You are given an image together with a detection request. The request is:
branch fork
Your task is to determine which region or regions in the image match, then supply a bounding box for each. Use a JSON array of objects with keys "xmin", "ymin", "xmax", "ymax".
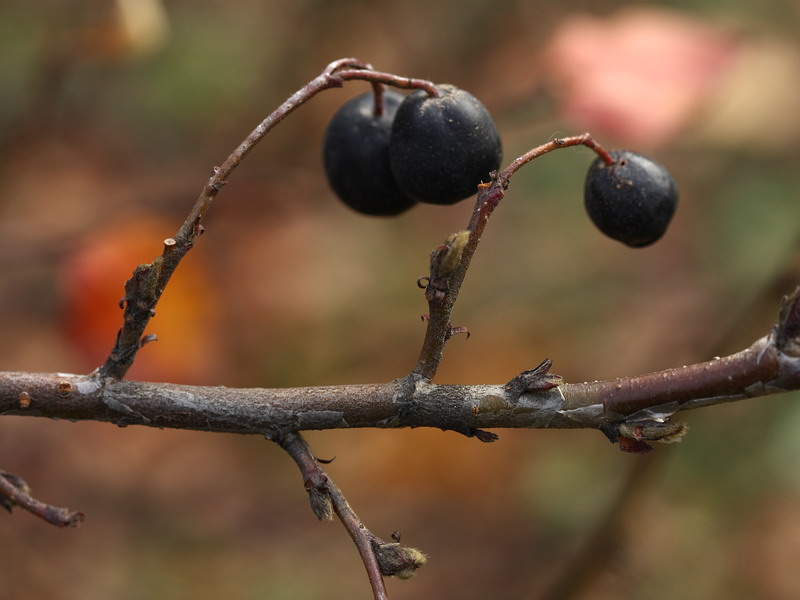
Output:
[{"xmin": 4, "ymin": 57, "xmax": 800, "ymax": 599}]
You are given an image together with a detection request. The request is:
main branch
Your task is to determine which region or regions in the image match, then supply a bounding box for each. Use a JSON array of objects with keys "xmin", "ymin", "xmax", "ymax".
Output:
[
  {"xmin": 6, "ymin": 57, "xmax": 800, "ymax": 597},
  {"xmin": 4, "ymin": 289, "xmax": 799, "ymax": 444}
]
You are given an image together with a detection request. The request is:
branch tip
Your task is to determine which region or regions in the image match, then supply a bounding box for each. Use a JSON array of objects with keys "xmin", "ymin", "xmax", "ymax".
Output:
[
  {"xmin": 372, "ymin": 541, "xmax": 427, "ymax": 579},
  {"xmin": 0, "ymin": 470, "xmax": 84, "ymax": 527}
]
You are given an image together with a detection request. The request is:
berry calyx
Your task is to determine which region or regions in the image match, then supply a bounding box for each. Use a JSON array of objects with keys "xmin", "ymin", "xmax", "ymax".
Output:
[
  {"xmin": 323, "ymin": 90, "xmax": 416, "ymax": 216},
  {"xmin": 583, "ymin": 150, "xmax": 679, "ymax": 247},
  {"xmin": 389, "ymin": 84, "xmax": 502, "ymax": 205}
]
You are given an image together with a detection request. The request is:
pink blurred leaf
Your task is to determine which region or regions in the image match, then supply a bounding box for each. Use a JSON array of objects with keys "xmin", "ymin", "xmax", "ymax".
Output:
[{"xmin": 542, "ymin": 8, "xmax": 741, "ymax": 148}]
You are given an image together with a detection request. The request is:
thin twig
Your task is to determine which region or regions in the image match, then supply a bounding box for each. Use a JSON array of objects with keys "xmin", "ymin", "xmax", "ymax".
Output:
[
  {"xmin": 497, "ymin": 133, "xmax": 614, "ymax": 187},
  {"xmin": 277, "ymin": 432, "xmax": 391, "ymax": 600},
  {"xmin": 413, "ymin": 134, "xmax": 613, "ymax": 382},
  {"xmin": 0, "ymin": 470, "xmax": 84, "ymax": 527},
  {"xmin": 98, "ymin": 58, "xmax": 438, "ymax": 381}
]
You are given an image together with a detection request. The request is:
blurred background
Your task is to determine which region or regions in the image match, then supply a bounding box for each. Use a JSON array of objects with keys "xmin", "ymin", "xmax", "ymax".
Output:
[{"xmin": 1, "ymin": 0, "xmax": 800, "ymax": 598}]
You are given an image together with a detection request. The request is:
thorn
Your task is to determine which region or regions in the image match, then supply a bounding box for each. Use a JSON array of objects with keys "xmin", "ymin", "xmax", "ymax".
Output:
[
  {"xmin": 140, "ymin": 333, "xmax": 158, "ymax": 347},
  {"xmin": 505, "ymin": 359, "xmax": 563, "ymax": 401},
  {"xmin": 446, "ymin": 325, "xmax": 470, "ymax": 340},
  {"xmin": 425, "ymin": 285, "xmax": 447, "ymax": 303},
  {"xmin": 469, "ymin": 428, "xmax": 499, "ymax": 443}
]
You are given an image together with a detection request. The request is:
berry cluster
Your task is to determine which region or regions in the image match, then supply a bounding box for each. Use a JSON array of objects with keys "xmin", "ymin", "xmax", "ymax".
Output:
[
  {"xmin": 322, "ymin": 79, "xmax": 679, "ymax": 249},
  {"xmin": 323, "ymin": 84, "xmax": 503, "ymax": 215}
]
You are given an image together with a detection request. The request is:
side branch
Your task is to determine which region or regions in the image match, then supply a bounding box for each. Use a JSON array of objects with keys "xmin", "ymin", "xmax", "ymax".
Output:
[
  {"xmin": 98, "ymin": 58, "xmax": 439, "ymax": 381},
  {"xmin": 414, "ymin": 134, "xmax": 613, "ymax": 382},
  {"xmin": 97, "ymin": 63, "xmax": 344, "ymax": 380},
  {"xmin": 0, "ymin": 470, "xmax": 84, "ymax": 527},
  {"xmin": 277, "ymin": 432, "xmax": 425, "ymax": 597}
]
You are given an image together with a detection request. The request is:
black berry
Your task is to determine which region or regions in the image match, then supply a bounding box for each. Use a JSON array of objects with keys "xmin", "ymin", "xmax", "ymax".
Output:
[
  {"xmin": 389, "ymin": 84, "xmax": 502, "ymax": 205},
  {"xmin": 584, "ymin": 150, "xmax": 679, "ymax": 247},
  {"xmin": 323, "ymin": 90, "xmax": 416, "ymax": 216}
]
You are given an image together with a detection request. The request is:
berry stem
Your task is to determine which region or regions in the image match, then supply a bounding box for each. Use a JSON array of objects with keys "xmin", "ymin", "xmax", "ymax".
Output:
[
  {"xmin": 413, "ymin": 182, "xmax": 505, "ymax": 381},
  {"xmin": 332, "ymin": 68, "xmax": 440, "ymax": 97},
  {"xmin": 322, "ymin": 57, "xmax": 374, "ymax": 74},
  {"xmin": 497, "ymin": 133, "xmax": 614, "ymax": 188},
  {"xmin": 323, "ymin": 59, "xmax": 440, "ymax": 114},
  {"xmin": 415, "ymin": 133, "xmax": 614, "ymax": 382},
  {"xmin": 370, "ymin": 83, "xmax": 387, "ymax": 118},
  {"xmin": 99, "ymin": 57, "xmax": 433, "ymax": 380}
]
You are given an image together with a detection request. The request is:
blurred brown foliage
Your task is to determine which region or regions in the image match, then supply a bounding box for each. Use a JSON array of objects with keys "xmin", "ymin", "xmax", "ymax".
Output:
[{"xmin": 2, "ymin": 1, "xmax": 800, "ymax": 599}]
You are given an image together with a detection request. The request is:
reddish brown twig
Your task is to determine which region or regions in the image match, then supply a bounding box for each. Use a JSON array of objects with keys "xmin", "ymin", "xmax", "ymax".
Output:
[
  {"xmin": 98, "ymin": 58, "xmax": 438, "ymax": 381},
  {"xmin": 414, "ymin": 134, "xmax": 613, "ymax": 382},
  {"xmin": 0, "ymin": 470, "xmax": 84, "ymax": 527},
  {"xmin": 277, "ymin": 432, "xmax": 425, "ymax": 599}
]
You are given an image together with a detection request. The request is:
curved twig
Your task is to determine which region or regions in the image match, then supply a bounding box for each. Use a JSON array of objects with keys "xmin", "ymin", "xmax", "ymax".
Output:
[
  {"xmin": 277, "ymin": 432, "xmax": 427, "ymax": 599},
  {"xmin": 414, "ymin": 134, "xmax": 614, "ymax": 382},
  {"xmin": 0, "ymin": 470, "xmax": 84, "ymax": 527},
  {"xmin": 99, "ymin": 59, "xmax": 438, "ymax": 381}
]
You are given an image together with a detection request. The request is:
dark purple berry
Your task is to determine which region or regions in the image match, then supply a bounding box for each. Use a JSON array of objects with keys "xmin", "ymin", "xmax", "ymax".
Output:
[
  {"xmin": 323, "ymin": 90, "xmax": 416, "ymax": 216},
  {"xmin": 584, "ymin": 150, "xmax": 679, "ymax": 247},
  {"xmin": 389, "ymin": 84, "xmax": 502, "ymax": 205}
]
